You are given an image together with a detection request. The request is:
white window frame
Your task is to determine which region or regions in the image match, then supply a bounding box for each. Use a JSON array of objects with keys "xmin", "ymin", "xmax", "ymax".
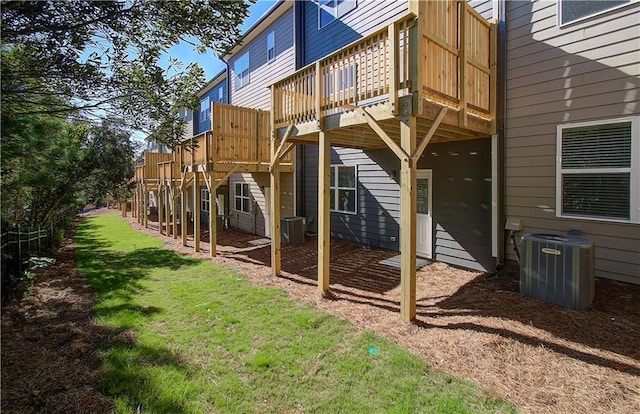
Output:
[
  {"xmin": 267, "ymin": 31, "xmax": 275, "ymax": 62},
  {"xmin": 234, "ymin": 52, "xmax": 250, "ymax": 89},
  {"xmin": 556, "ymin": 116, "xmax": 639, "ymax": 223},
  {"xmin": 199, "ymin": 97, "xmax": 210, "ymax": 124},
  {"xmin": 201, "ymin": 189, "xmax": 210, "ymax": 212},
  {"xmin": 557, "ymin": 0, "xmax": 635, "ymax": 27},
  {"xmin": 318, "ymin": 0, "xmax": 357, "ymax": 29},
  {"xmin": 330, "ymin": 165, "xmax": 357, "ymax": 215},
  {"xmin": 234, "ymin": 182, "xmax": 251, "ymax": 214}
]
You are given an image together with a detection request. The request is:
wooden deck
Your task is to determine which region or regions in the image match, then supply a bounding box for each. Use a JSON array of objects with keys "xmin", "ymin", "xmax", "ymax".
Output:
[
  {"xmin": 268, "ymin": 0, "xmax": 497, "ymax": 322},
  {"xmin": 271, "ymin": 1, "xmax": 496, "ymax": 147},
  {"xmin": 133, "ymin": 102, "xmax": 295, "ymax": 256}
]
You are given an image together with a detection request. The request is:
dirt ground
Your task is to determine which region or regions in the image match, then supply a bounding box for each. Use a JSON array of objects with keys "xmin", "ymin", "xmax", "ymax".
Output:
[{"xmin": 2, "ymin": 208, "xmax": 639, "ymax": 413}]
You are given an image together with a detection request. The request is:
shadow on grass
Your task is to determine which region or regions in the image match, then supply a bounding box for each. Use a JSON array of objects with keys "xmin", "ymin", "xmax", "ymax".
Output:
[{"xmin": 74, "ymin": 218, "xmax": 202, "ymax": 413}]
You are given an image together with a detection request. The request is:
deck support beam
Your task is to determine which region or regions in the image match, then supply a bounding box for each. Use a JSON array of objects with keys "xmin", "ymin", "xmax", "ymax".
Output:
[
  {"xmin": 181, "ymin": 185, "xmax": 188, "ymax": 247},
  {"xmin": 318, "ymin": 130, "xmax": 331, "ymax": 293},
  {"xmin": 208, "ymin": 174, "xmax": 215, "ymax": 258},
  {"xmin": 193, "ymin": 172, "xmax": 201, "ymax": 253},
  {"xmin": 164, "ymin": 184, "xmax": 171, "ymax": 237},
  {"xmin": 158, "ymin": 185, "xmax": 164, "ymax": 235},
  {"xmin": 270, "ymin": 85, "xmax": 282, "ymax": 277},
  {"xmin": 400, "ymin": 104, "xmax": 417, "ymax": 322},
  {"xmin": 143, "ymin": 185, "xmax": 148, "ymax": 228},
  {"xmin": 172, "ymin": 185, "xmax": 178, "ymax": 240}
]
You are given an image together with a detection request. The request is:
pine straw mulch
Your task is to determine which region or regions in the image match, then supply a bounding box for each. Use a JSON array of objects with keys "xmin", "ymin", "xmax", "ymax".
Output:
[
  {"xmin": 2, "ymin": 208, "xmax": 639, "ymax": 413},
  {"xmin": 1, "ymin": 216, "xmax": 114, "ymax": 413}
]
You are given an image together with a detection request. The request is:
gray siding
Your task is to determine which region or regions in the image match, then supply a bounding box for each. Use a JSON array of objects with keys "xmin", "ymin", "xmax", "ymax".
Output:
[
  {"xmin": 228, "ymin": 7, "xmax": 295, "ymax": 110},
  {"xmin": 505, "ymin": 1, "xmax": 640, "ymax": 283},
  {"xmin": 302, "ymin": 139, "xmax": 493, "ymax": 271},
  {"xmin": 229, "ymin": 172, "xmax": 295, "ymax": 237},
  {"xmin": 302, "ymin": 0, "xmax": 408, "ymax": 65},
  {"xmin": 468, "ymin": 0, "xmax": 494, "ymax": 20},
  {"xmin": 420, "ymin": 139, "xmax": 493, "ymax": 271}
]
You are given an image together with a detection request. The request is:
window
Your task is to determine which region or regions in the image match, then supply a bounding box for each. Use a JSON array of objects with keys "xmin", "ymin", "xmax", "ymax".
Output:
[
  {"xmin": 235, "ymin": 183, "xmax": 250, "ymax": 213},
  {"xmin": 267, "ymin": 31, "xmax": 275, "ymax": 62},
  {"xmin": 201, "ymin": 189, "xmax": 210, "ymax": 212},
  {"xmin": 319, "ymin": 0, "xmax": 357, "ymax": 29},
  {"xmin": 234, "ymin": 52, "xmax": 249, "ymax": 89},
  {"xmin": 556, "ymin": 117, "xmax": 639, "ymax": 222},
  {"xmin": 559, "ymin": 0, "xmax": 632, "ymax": 25},
  {"xmin": 200, "ymin": 97, "xmax": 210, "ymax": 123},
  {"xmin": 330, "ymin": 165, "xmax": 357, "ymax": 214},
  {"xmin": 218, "ymin": 86, "xmax": 224, "ymax": 103}
]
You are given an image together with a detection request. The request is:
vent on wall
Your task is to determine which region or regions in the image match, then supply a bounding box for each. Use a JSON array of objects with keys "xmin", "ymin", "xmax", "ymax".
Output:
[{"xmin": 520, "ymin": 233, "xmax": 595, "ymax": 310}]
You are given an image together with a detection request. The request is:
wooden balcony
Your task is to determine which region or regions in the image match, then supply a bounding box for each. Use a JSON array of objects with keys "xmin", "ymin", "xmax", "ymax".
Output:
[
  {"xmin": 271, "ymin": 0, "xmax": 496, "ymax": 147},
  {"xmin": 268, "ymin": 0, "xmax": 497, "ymax": 323},
  {"xmin": 175, "ymin": 102, "xmax": 294, "ymax": 174},
  {"xmin": 134, "ymin": 151, "xmax": 174, "ymax": 188}
]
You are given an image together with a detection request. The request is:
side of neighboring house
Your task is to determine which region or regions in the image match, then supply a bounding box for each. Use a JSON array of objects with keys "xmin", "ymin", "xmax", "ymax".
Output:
[
  {"xmin": 296, "ymin": 0, "xmax": 498, "ymax": 271},
  {"xmin": 195, "ymin": 71, "xmax": 228, "ymax": 135},
  {"xmin": 223, "ymin": 0, "xmax": 296, "ymax": 237},
  {"xmin": 504, "ymin": 0, "xmax": 640, "ymax": 283}
]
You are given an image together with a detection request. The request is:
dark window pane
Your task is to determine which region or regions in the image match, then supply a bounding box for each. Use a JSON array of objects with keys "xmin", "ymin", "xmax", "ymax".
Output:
[
  {"xmin": 330, "ymin": 189, "xmax": 335, "ymax": 210},
  {"xmin": 338, "ymin": 189, "xmax": 356, "ymax": 213},
  {"xmin": 338, "ymin": 166, "xmax": 355, "ymax": 187},
  {"xmin": 417, "ymin": 178, "xmax": 429, "ymax": 214},
  {"xmin": 235, "ymin": 198, "xmax": 242, "ymax": 211},
  {"xmin": 562, "ymin": 122, "xmax": 631, "ymax": 169},
  {"xmin": 242, "ymin": 198, "xmax": 250, "ymax": 213},
  {"xmin": 562, "ymin": 173, "xmax": 630, "ymax": 219},
  {"xmin": 561, "ymin": 0, "xmax": 630, "ymax": 23},
  {"xmin": 330, "ymin": 167, "xmax": 335, "ymax": 187}
]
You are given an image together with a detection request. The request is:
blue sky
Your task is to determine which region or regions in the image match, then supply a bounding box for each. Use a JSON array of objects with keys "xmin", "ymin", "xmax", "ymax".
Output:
[{"xmin": 161, "ymin": 0, "xmax": 277, "ymax": 81}]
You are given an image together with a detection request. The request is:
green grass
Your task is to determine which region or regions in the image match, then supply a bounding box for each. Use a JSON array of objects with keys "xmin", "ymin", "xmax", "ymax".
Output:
[{"xmin": 75, "ymin": 213, "xmax": 516, "ymax": 413}]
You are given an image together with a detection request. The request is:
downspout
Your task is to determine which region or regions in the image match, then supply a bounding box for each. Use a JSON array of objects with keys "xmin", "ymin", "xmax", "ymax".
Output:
[{"xmin": 496, "ymin": 0, "xmax": 508, "ymax": 269}]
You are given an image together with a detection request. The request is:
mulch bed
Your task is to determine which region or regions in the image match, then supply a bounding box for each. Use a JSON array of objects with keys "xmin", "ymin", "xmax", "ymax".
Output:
[
  {"xmin": 1, "ymin": 217, "xmax": 113, "ymax": 413},
  {"xmin": 2, "ymin": 208, "xmax": 639, "ymax": 413}
]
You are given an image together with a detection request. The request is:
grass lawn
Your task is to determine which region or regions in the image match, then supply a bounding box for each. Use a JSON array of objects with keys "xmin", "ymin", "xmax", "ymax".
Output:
[{"xmin": 75, "ymin": 213, "xmax": 516, "ymax": 413}]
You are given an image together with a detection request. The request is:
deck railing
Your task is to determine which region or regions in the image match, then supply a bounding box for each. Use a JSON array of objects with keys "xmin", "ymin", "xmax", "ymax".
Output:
[
  {"xmin": 176, "ymin": 103, "xmax": 293, "ymax": 169},
  {"xmin": 271, "ymin": 1, "xmax": 494, "ymax": 128},
  {"xmin": 135, "ymin": 151, "xmax": 173, "ymax": 181},
  {"xmin": 272, "ymin": 15, "xmax": 412, "ymax": 127}
]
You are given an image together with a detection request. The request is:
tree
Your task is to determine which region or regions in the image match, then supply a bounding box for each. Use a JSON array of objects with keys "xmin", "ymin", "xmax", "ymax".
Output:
[
  {"xmin": 1, "ymin": 0, "xmax": 252, "ymax": 147},
  {"xmin": 1, "ymin": 112, "xmax": 138, "ymax": 226}
]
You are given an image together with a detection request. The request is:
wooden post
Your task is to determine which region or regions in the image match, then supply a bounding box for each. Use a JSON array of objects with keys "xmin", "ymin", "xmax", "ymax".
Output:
[
  {"xmin": 318, "ymin": 130, "xmax": 331, "ymax": 292},
  {"xmin": 458, "ymin": 0, "xmax": 468, "ymax": 127},
  {"xmin": 208, "ymin": 173, "xmax": 216, "ymax": 258},
  {"xmin": 143, "ymin": 186, "xmax": 148, "ymax": 228},
  {"xmin": 194, "ymin": 171, "xmax": 201, "ymax": 252},
  {"xmin": 181, "ymin": 186, "xmax": 188, "ymax": 247},
  {"xmin": 388, "ymin": 21, "xmax": 399, "ymax": 115},
  {"xmin": 172, "ymin": 186, "xmax": 178, "ymax": 240},
  {"xmin": 158, "ymin": 186, "xmax": 164, "ymax": 235},
  {"xmin": 165, "ymin": 184, "xmax": 171, "ymax": 237},
  {"xmin": 400, "ymin": 100, "xmax": 417, "ymax": 322},
  {"xmin": 137, "ymin": 184, "xmax": 142, "ymax": 223},
  {"xmin": 270, "ymin": 86, "xmax": 282, "ymax": 276}
]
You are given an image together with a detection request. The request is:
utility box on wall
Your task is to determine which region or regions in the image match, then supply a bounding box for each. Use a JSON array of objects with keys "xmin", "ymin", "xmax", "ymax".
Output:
[{"xmin": 520, "ymin": 233, "xmax": 595, "ymax": 310}]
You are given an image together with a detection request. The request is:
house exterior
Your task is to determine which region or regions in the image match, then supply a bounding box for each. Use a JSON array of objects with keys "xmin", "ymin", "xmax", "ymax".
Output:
[
  {"xmin": 292, "ymin": 0, "xmax": 499, "ymax": 272},
  {"xmin": 504, "ymin": 0, "xmax": 640, "ymax": 284},
  {"xmin": 222, "ymin": 0, "xmax": 297, "ymax": 237}
]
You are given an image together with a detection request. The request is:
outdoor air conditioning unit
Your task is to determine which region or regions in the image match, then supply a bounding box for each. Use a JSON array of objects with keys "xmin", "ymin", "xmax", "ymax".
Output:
[
  {"xmin": 281, "ymin": 217, "xmax": 305, "ymax": 246},
  {"xmin": 520, "ymin": 233, "xmax": 595, "ymax": 310}
]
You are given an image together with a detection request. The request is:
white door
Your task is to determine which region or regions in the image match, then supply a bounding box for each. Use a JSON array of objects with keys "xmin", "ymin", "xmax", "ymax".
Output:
[
  {"xmin": 416, "ymin": 170, "xmax": 432, "ymax": 258},
  {"xmin": 264, "ymin": 187, "xmax": 271, "ymax": 237}
]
